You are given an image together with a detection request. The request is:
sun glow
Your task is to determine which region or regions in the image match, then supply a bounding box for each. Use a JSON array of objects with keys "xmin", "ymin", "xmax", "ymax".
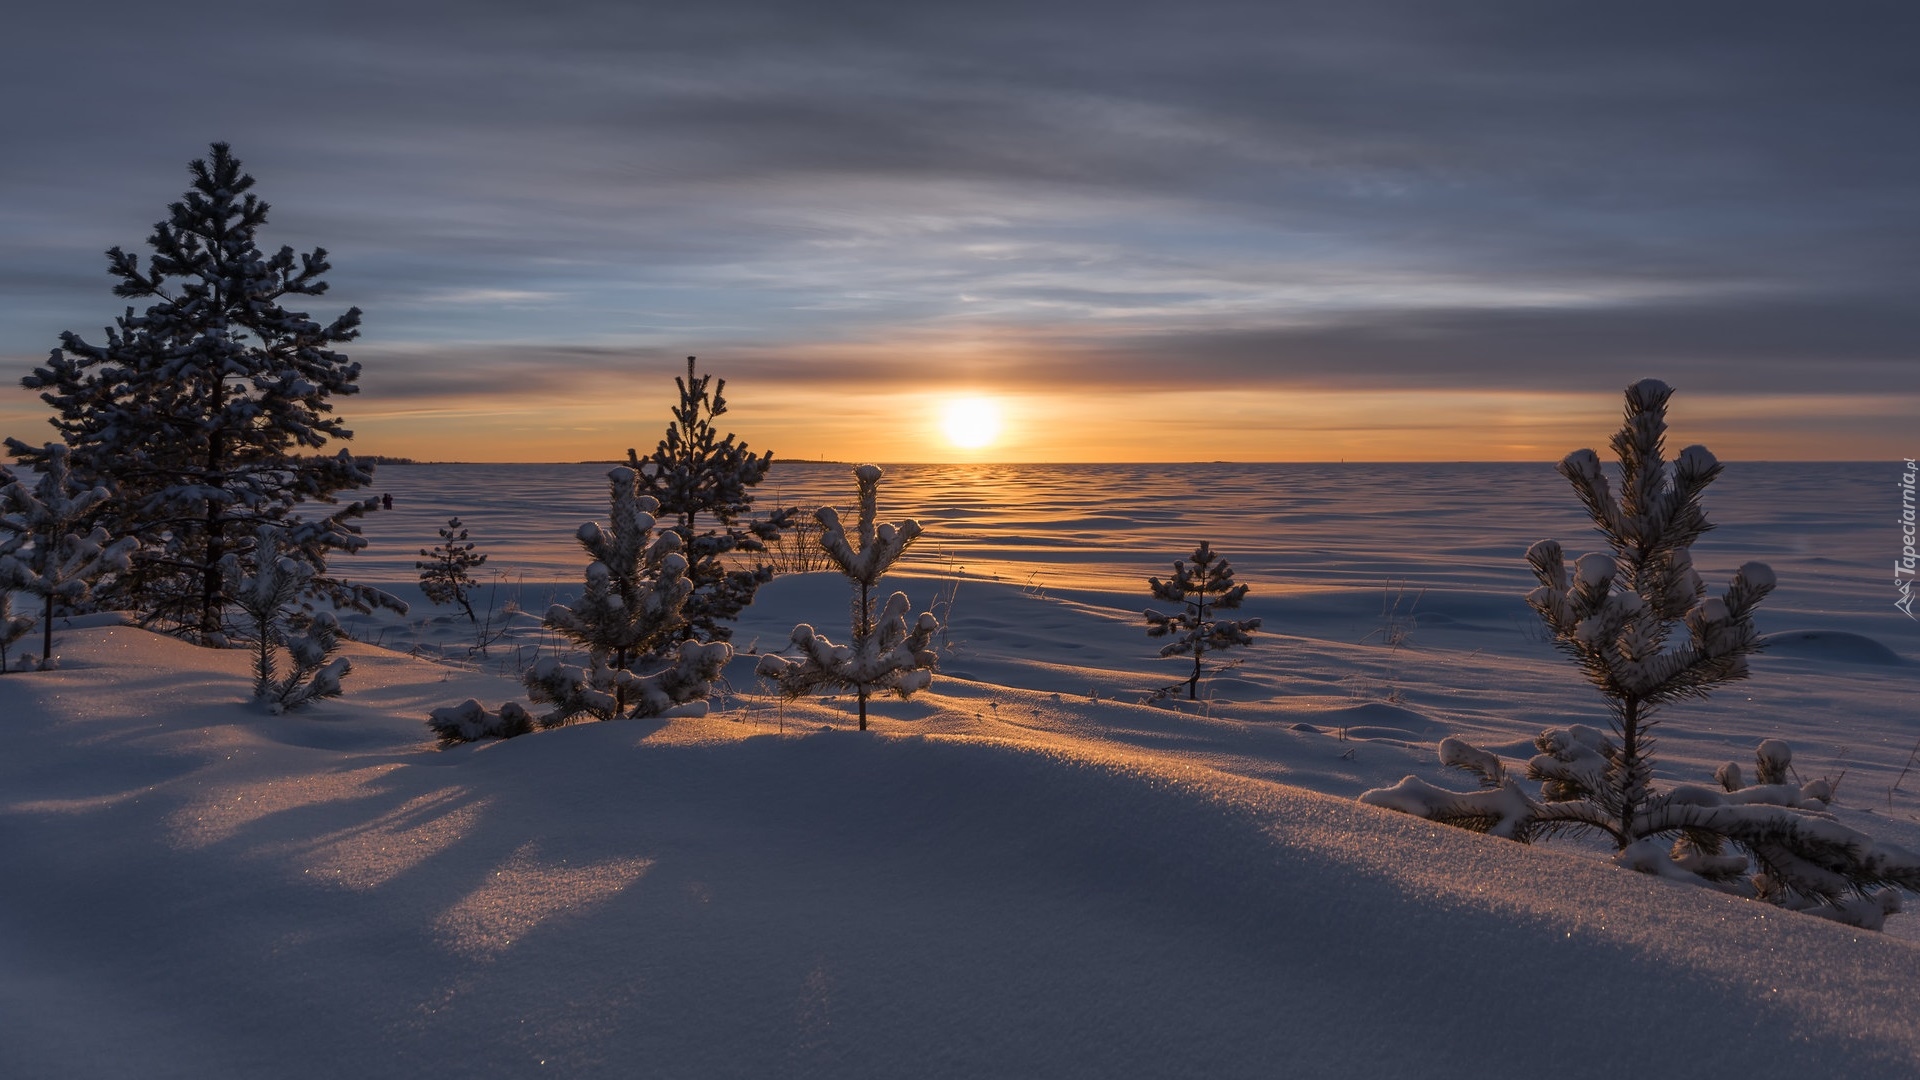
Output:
[{"xmin": 941, "ymin": 397, "xmax": 1003, "ymax": 450}]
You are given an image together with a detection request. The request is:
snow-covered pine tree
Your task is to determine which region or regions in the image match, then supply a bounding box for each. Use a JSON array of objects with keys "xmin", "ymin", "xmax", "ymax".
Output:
[
  {"xmin": 627, "ymin": 356, "xmax": 793, "ymax": 652},
  {"xmin": 0, "ymin": 444, "xmax": 138, "ymax": 669},
  {"xmin": 1360, "ymin": 379, "xmax": 1920, "ymax": 929},
  {"xmin": 417, "ymin": 517, "xmax": 488, "ymax": 621},
  {"xmin": 8, "ymin": 143, "xmax": 389, "ymax": 639},
  {"xmin": 532, "ymin": 466, "xmax": 729, "ymax": 722},
  {"xmin": 756, "ymin": 464, "xmax": 938, "ymax": 730},
  {"xmin": 225, "ymin": 525, "xmax": 351, "ymax": 712},
  {"xmin": 1145, "ymin": 540, "xmax": 1261, "ymax": 700}
]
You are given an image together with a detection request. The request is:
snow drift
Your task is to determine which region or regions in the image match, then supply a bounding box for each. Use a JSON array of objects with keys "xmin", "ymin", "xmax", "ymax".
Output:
[{"xmin": 4, "ymin": 619, "xmax": 1919, "ymax": 1079}]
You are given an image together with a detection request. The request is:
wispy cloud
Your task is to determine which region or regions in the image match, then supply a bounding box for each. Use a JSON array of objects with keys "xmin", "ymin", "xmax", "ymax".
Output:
[{"xmin": 2, "ymin": 1, "xmax": 1915, "ymax": 458}]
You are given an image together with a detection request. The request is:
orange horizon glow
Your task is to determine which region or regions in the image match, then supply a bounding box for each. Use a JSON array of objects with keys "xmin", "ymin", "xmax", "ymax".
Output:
[
  {"xmin": 326, "ymin": 387, "xmax": 1911, "ymax": 464},
  {"xmin": 0, "ymin": 369, "xmax": 1909, "ymax": 466}
]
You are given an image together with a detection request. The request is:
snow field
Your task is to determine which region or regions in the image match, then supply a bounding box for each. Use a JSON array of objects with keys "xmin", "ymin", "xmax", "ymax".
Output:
[{"xmin": 4, "ymin": 459, "xmax": 1918, "ymax": 1077}]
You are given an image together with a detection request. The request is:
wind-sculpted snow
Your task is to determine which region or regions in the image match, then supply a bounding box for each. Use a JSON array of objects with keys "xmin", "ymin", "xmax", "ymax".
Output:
[
  {"xmin": 3, "ymin": 622, "xmax": 1920, "ymax": 1077},
  {"xmin": 3, "ymin": 456, "xmax": 1916, "ymax": 1076},
  {"xmin": 349, "ymin": 461, "xmax": 1908, "ymax": 624}
]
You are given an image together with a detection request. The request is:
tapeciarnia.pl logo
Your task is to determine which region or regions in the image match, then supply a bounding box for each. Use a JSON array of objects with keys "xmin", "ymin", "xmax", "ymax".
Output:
[{"xmin": 1899, "ymin": 458, "xmax": 1918, "ymax": 619}]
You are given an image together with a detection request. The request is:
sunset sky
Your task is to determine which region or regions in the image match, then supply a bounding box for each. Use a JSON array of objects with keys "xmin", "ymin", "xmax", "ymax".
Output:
[{"xmin": 2, "ymin": 1, "xmax": 1914, "ymax": 462}]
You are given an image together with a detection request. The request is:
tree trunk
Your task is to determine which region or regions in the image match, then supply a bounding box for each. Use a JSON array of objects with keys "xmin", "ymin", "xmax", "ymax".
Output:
[
  {"xmin": 1616, "ymin": 696, "xmax": 1643, "ymax": 845},
  {"xmin": 200, "ymin": 391, "xmax": 226, "ymax": 638},
  {"xmin": 857, "ymin": 580, "xmax": 872, "ymax": 730},
  {"xmin": 1187, "ymin": 595, "xmax": 1208, "ymax": 700},
  {"xmin": 202, "ymin": 503, "xmax": 224, "ymax": 637},
  {"xmin": 615, "ymin": 647, "xmax": 629, "ymax": 716},
  {"xmin": 41, "ymin": 591, "xmax": 53, "ymax": 667},
  {"xmin": 255, "ymin": 614, "xmax": 274, "ymax": 699}
]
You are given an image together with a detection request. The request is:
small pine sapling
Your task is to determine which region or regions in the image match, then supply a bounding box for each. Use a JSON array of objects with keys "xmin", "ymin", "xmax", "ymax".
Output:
[
  {"xmin": 628, "ymin": 356, "xmax": 794, "ymax": 652},
  {"xmin": 529, "ymin": 466, "xmax": 730, "ymax": 725},
  {"xmin": 756, "ymin": 464, "xmax": 939, "ymax": 730},
  {"xmin": 1145, "ymin": 541, "xmax": 1261, "ymax": 700},
  {"xmin": 432, "ymin": 466, "xmax": 737, "ymax": 745},
  {"xmin": 1361, "ymin": 380, "xmax": 1920, "ymax": 929},
  {"xmin": 417, "ymin": 517, "xmax": 488, "ymax": 621},
  {"xmin": 225, "ymin": 526, "xmax": 351, "ymax": 712},
  {"xmin": 0, "ymin": 444, "xmax": 138, "ymax": 669}
]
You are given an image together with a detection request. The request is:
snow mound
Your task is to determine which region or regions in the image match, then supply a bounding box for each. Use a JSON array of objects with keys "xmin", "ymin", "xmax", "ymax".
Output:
[
  {"xmin": 1299, "ymin": 700, "xmax": 1447, "ymax": 737},
  {"xmin": 1758, "ymin": 629, "xmax": 1906, "ymax": 666}
]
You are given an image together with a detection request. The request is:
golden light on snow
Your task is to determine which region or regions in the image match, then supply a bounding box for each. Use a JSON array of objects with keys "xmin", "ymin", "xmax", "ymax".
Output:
[
  {"xmin": 940, "ymin": 396, "xmax": 1002, "ymax": 450},
  {"xmin": 434, "ymin": 842, "xmax": 654, "ymax": 959}
]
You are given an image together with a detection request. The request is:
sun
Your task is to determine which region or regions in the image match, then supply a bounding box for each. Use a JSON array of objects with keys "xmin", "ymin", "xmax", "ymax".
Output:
[{"xmin": 941, "ymin": 397, "xmax": 1003, "ymax": 450}]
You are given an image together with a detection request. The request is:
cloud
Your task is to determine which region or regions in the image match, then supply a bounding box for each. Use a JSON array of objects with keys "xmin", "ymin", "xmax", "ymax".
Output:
[{"xmin": 3, "ymin": 1, "xmax": 1917, "ymax": 458}]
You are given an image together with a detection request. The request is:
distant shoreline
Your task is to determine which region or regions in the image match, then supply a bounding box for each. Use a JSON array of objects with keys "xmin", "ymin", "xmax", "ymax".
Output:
[{"xmin": 362, "ymin": 458, "xmax": 1878, "ymax": 467}]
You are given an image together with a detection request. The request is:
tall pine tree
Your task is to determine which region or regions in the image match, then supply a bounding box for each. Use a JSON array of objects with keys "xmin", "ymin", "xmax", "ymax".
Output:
[
  {"xmin": 627, "ymin": 356, "xmax": 792, "ymax": 652},
  {"xmin": 8, "ymin": 143, "xmax": 386, "ymax": 638}
]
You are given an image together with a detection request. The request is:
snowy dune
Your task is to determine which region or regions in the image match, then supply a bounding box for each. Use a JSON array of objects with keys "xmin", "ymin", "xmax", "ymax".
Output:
[{"xmin": 5, "ymin": 461, "xmax": 1919, "ymax": 1077}]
